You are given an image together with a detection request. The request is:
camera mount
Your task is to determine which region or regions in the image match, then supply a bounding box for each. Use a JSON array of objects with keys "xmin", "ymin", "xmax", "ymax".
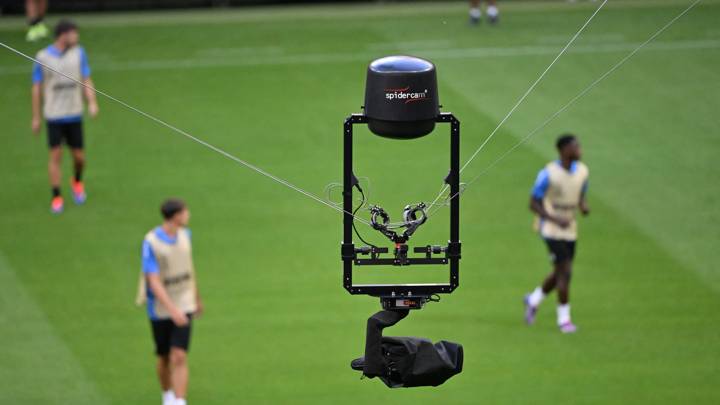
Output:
[{"xmin": 341, "ymin": 112, "xmax": 461, "ymax": 310}]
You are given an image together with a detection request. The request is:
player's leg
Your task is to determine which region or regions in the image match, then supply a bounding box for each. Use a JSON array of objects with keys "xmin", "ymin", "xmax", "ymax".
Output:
[
  {"xmin": 169, "ymin": 316, "xmax": 192, "ymax": 405},
  {"xmin": 170, "ymin": 348, "xmax": 189, "ymax": 404},
  {"xmin": 48, "ymin": 147, "xmax": 63, "ymax": 213},
  {"xmin": 469, "ymin": 0, "xmax": 482, "ymax": 25},
  {"xmin": 524, "ymin": 239, "xmax": 562, "ymax": 324},
  {"xmin": 541, "ymin": 269, "xmax": 557, "ymax": 294},
  {"xmin": 555, "ymin": 241, "xmax": 576, "ymax": 333},
  {"xmin": 157, "ymin": 355, "xmax": 173, "ymax": 402},
  {"xmin": 487, "ymin": 0, "xmax": 500, "ymax": 24},
  {"xmin": 25, "ymin": 0, "xmax": 49, "ymax": 42},
  {"xmin": 524, "ymin": 268, "xmax": 554, "ymax": 325},
  {"xmin": 71, "ymin": 149, "xmax": 85, "ymax": 177},
  {"xmin": 48, "ymin": 148, "xmax": 62, "ymax": 193},
  {"xmin": 555, "ymin": 260, "xmax": 576, "ymax": 333},
  {"xmin": 152, "ymin": 320, "xmax": 176, "ymax": 405},
  {"xmin": 157, "ymin": 355, "xmax": 171, "ymax": 391},
  {"xmin": 47, "ymin": 123, "xmax": 64, "ymax": 213},
  {"xmin": 68, "ymin": 122, "xmax": 87, "ymax": 204},
  {"xmin": 25, "ymin": 0, "xmax": 38, "ymax": 20},
  {"xmin": 556, "ymin": 261, "xmax": 571, "ymax": 305}
]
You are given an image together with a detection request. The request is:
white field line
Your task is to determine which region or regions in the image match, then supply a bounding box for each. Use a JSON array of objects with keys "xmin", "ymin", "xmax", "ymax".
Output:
[{"xmin": 1, "ymin": 38, "xmax": 718, "ymax": 76}]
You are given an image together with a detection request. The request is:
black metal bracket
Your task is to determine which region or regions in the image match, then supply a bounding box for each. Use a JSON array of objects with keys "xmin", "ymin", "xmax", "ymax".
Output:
[{"xmin": 341, "ymin": 113, "xmax": 461, "ymax": 301}]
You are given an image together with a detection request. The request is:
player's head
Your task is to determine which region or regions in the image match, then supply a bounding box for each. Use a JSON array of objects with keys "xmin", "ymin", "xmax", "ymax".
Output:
[
  {"xmin": 54, "ymin": 20, "xmax": 79, "ymax": 47},
  {"xmin": 556, "ymin": 133, "xmax": 581, "ymax": 160},
  {"xmin": 161, "ymin": 198, "xmax": 190, "ymax": 226}
]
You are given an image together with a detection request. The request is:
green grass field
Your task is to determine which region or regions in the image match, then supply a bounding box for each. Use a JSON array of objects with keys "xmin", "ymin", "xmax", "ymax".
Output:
[{"xmin": 1, "ymin": 0, "xmax": 719, "ymax": 403}]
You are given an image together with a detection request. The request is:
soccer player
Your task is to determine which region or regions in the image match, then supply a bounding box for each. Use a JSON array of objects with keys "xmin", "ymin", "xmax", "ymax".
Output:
[
  {"xmin": 524, "ymin": 134, "xmax": 589, "ymax": 333},
  {"xmin": 25, "ymin": 0, "xmax": 49, "ymax": 42},
  {"xmin": 138, "ymin": 199, "xmax": 203, "ymax": 405},
  {"xmin": 469, "ymin": 0, "xmax": 499, "ymax": 25},
  {"xmin": 31, "ymin": 19, "xmax": 98, "ymax": 214}
]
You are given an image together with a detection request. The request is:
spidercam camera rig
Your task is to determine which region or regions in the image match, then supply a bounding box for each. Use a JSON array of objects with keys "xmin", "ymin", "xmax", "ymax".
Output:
[
  {"xmin": 343, "ymin": 56, "xmax": 464, "ymax": 387},
  {"xmin": 341, "ymin": 56, "xmax": 461, "ymax": 311}
]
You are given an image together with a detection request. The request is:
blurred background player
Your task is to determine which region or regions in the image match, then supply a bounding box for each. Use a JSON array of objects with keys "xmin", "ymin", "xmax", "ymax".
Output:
[
  {"xmin": 137, "ymin": 199, "xmax": 204, "ymax": 405},
  {"xmin": 25, "ymin": 0, "xmax": 49, "ymax": 41},
  {"xmin": 469, "ymin": 0, "xmax": 499, "ymax": 25},
  {"xmin": 31, "ymin": 19, "xmax": 98, "ymax": 214},
  {"xmin": 524, "ymin": 134, "xmax": 589, "ymax": 334}
]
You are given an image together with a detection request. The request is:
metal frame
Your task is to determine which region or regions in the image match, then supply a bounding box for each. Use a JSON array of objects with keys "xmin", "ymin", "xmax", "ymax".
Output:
[{"xmin": 341, "ymin": 113, "xmax": 461, "ymax": 299}]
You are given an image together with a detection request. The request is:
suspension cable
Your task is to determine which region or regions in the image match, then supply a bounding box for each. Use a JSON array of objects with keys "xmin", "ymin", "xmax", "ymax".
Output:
[
  {"xmin": 427, "ymin": 0, "xmax": 609, "ymax": 209},
  {"xmin": 0, "ymin": 41, "xmax": 372, "ymax": 226},
  {"xmin": 426, "ymin": 0, "xmax": 702, "ymax": 219}
]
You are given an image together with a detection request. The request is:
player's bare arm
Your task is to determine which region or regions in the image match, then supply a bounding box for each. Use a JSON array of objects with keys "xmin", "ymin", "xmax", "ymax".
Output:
[
  {"xmin": 579, "ymin": 183, "xmax": 590, "ymax": 216},
  {"xmin": 31, "ymin": 82, "xmax": 42, "ymax": 134},
  {"xmin": 83, "ymin": 77, "xmax": 99, "ymax": 117},
  {"xmin": 193, "ymin": 283, "xmax": 203, "ymax": 318},
  {"xmin": 147, "ymin": 273, "xmax": 189, "ymax": 327},
  {"xmin": 579, "ymin": 195, "xmax": 590, "ymax": 216}
]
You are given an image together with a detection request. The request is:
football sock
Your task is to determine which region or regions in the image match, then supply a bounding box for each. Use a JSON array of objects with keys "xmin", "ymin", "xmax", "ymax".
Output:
[
  {"xmin": 487, "ymin": 5, "xmax": 499, "ymax": 19},
  {"xmin": 74, "ymin": 171, "xmax": 82, "ymax": 182},
  {"xmin": 528, "ymin": 287, "xmax": 545, "ymax": 307},
  {"xmin": 162, "ymin": 390, "xmax": 175, "ymax": 404},
  {"xmin": 557, "ymin": 304, "xmax": 571, "ymax": 326},
  {"xmin": 175, "ymin": 398, "xmax": 187, "ymax": 405},
  {"xmin": 29, "ymin": 17, "xmax": 43, "ymax": 26},
  {"xmin": 469, "ymin": 7, "xmax": 481, "ymax": 19},
  {"xmin": 52, "ymin": 187, "xmax": 61, "ymax": 198}
]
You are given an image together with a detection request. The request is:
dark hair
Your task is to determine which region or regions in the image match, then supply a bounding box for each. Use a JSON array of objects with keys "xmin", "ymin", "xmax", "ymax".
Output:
[
  {"xmin": 556, "ymin": 133, "xmax": 577, "ymax": 151},
  {"xmin": 54, "ymin": 19, "xmax": 78, "ymax": 38},
  {"xmin": 160, "ymin": 198, "xmax": 186, "ymax": 220}
]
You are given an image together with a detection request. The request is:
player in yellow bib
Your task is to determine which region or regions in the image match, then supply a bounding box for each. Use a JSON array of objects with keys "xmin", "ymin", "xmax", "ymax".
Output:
[
  {"xmin": 524, "ymin": 134, "xmax": 589, "ymax": 333},
  {"xmin": 138, "ymin": 199, "xmax": 203, "ymax": 405},
  {"xmin": 31, "ymin": 20, "xmax": 99, "ymax": 214}
]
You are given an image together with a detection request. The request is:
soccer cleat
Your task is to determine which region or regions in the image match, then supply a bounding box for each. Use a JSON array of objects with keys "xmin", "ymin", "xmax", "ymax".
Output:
[
  {"xmin": 26, "ymin": 23, "xmax": 49, "ymax": 42},
  {"xmin": 71, "ymin": 179, "xmax": 86, "ymax": 204},
  {"xmin": 559, "ymin": 322, "xmax": 578, "ymax": 334},
  {"xmin": 50, "ymin": 196, "xmax": 64, "ymax": 214},
  {"xmin": 524, "ymin": 294, "xmax": 538, "ymax": 325},
  {"xmin": 35, "ymin": 22, "xmax": 49, "ymax": 38}
]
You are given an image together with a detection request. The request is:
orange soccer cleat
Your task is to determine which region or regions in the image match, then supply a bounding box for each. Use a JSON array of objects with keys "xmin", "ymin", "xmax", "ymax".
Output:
[
  {"xmin": 50, "ymin": 196, "xmax": 64, "ymax": 214},
  {"xmin": 71, "ymin": 179, "xmax": 86, "ymax": 205}
]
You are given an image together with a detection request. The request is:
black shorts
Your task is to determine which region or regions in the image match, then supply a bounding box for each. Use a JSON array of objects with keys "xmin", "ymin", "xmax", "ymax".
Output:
[
  {"xmin": 544, "ymin": 239, "xmax": 576, "ymax": 264},
  {"xmin": 47, "ymin": 121, "xmax": 83, "ymax": 149},
  {"xmin": 150, "ymin": 314, "xmax": 192, "ymax": 356}
]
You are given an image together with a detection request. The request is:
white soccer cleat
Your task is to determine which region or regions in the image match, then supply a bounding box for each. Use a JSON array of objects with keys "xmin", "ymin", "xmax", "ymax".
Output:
[{"xmin": 559, "ymin": 322, "xmax": 578, "ymax": 334}]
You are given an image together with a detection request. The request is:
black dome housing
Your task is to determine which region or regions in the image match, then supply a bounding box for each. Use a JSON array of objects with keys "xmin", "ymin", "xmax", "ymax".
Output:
[{"xmin": 364, "ymin": 56, "xmax": 440, "ymax": 139}]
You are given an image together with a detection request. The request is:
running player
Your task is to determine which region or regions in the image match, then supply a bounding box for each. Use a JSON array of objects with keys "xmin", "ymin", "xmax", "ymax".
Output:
[
  {"xmin": 469, "ymin": 0, "xmax": 500, "ymax": 25},
  {"xmin": 138, "ymin": 199, "xmax": 203, "ymax": 405},
  {"xmin": 31, "ymin": 19, "xmax": 98, "ymax": 214},
  {"xmin": 524, "ymin": 134, "xmax": 589, "ymax": 333}
]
